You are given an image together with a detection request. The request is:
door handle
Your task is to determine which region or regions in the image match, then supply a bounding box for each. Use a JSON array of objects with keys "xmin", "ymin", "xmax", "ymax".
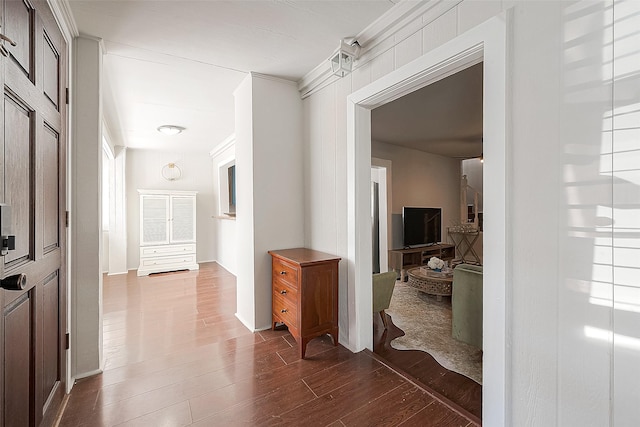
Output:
[
  {"xmin": 0, "ymin": 33, "xmax": 17, "ymax": 46},
  {"xmin": 0, "ymin": 33, "xmax": 16, "ymax": 58},
  {"xmin": 1, "ymin": 273, "xmax": 26, "ymax": 290}
]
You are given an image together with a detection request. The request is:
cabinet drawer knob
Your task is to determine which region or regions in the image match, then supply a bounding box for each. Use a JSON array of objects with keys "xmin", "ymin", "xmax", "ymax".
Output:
[
  {"xmin": 280, "ymin": 289, "xmax": 287, "ymax": 294},
  {"xmin": 280, "ymin": 271, "xmax": 286, "ymax": 275},
  {"xmin": 281, "ymin": 309, "xmax": 287, "ymax": 313}
]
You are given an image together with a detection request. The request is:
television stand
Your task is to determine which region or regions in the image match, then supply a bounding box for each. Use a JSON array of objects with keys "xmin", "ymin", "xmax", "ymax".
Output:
[{"xmin": 389, "ymin": 244, "xmax": 455, "ymax": 282}]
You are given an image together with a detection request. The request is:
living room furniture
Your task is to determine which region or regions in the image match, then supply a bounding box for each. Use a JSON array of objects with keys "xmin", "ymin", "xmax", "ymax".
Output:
[
  {"xmin": 372, "ymin": 271, "xmax": 397, "ymax": 329},
  {"xmin": 406, "ymin": 267, "xmax": 453, "ymax": 301},
  {"xmin": 452, "ymin": 264, "xmax": 483, "ymax": 349},
  {"xmin": 137, "ymin": 190, "xmax": 199, "ymax": 276},
  {"xmin": 268, "ymin": 248, "xmax": 341, "ymax": 359},
  {"xmin": 388, "ymin": 244, "xmax": 455, "ymax": 281},
  {"xmin": 448, "ymin": 228, "xmax": 482, "ymax": 265}
]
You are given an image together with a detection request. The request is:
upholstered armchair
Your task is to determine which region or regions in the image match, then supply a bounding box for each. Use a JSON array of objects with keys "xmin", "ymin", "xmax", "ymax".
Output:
[
  {"xmin": 373, "ymin": 271, "xmax": 398, "ymax": 329},
  {"xmin": 452, "ymin": 264, "xmax": 483, "ymax": 348}
]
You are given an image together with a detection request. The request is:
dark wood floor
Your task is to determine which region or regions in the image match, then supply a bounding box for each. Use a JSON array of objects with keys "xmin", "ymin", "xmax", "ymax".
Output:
[
  {"xmin": 58, "ymin": 262, "xmax": 478, "ymax": 426},
  {"xmin": 373, "ymin": 312, "xmax": 482, "ymax": 423}
]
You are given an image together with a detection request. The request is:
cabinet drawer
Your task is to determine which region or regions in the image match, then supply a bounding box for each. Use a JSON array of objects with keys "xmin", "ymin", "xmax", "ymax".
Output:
[
  {"xmin": 273, "ymin": 293, "xmax": 297, "ymax": 326},
  {"xmin": 141, "ymin": 254, "xmax": 196, "ymax": 268},
  {"xmin": 273, "ymin": 279, "xmax": 297, "ymax": 304},
  {"xmin": 140, "ymin": 244, "xmax": 195, "ymax": 258},
  {"xmin": 272, "ymin": 259, "xmax": 298, "ymax": 287}
]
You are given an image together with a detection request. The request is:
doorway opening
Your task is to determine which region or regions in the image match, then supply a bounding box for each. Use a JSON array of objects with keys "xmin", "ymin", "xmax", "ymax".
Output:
[
  {"xmin": 371, "ymin": 158, "xmax": 392, "ymax": 274},
  {"xmin": 346, "ymin": 14, "xmax": 508, "ymax": 426},
  {"xmin": 370, "ymin": 61, "xmax": 484, "ymax": 418}
]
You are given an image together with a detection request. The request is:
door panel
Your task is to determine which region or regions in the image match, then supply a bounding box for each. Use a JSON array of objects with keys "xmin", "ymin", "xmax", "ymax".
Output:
[
  {"xmin": 141, "ymin": 195, "xmax": 169, "ymax": 245},
  {"xmin": 4, "ymin": 0, "xmax": 33, "ymax": 78},
  {"xmin": 4, "ymin": 294, "xmax": 32, "ymax": 427},
  {"xmin": 41, "ymin": 272, "xmax": 59, "ymax": 404},
  {"xmin": 3, "ymin": 95, "xmax": 32, "ymax": 266},
  {"xmin": 1, "ymin": 0, "xmax": 67, "ymax": 425},
  {"xmin": 42, "ymin": 33, "xmax": 59, "ymax": 109},
  {"xmin": 42, "ymin": 124, "xmax": 59, "ymax": 253},
  {"xmin": 170, "ymin": 196, "xmax": 195, "ymax": 242}
]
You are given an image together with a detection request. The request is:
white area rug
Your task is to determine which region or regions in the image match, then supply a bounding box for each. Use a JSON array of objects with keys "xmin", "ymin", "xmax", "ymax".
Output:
[{"xmin": 386, "ymin": 281, "xmax": 483, "ymax": 384}]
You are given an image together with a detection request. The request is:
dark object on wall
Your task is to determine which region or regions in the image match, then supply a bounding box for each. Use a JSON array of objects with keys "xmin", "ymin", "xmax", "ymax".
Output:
[
  {"xmin": 403, "ymin": 207, "xmax": 442, "ymax": 247},
  {"xmin": 228, "ymin": 165, "xmax": 236, "ymax": 213}
]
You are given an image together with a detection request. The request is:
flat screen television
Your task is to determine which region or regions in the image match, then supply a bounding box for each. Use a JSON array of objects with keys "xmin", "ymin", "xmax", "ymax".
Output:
[{"xmin": 403, "ymin": 207, "xmax": 442, "ymax": 247}]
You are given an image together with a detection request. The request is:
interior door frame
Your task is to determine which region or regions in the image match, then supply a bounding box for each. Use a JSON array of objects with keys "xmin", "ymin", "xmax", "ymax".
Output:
[
  {"xmin": 346, "ymin": 13, "xmax": 510, "ymax": 426},
  {"xmin": 46, "ymin": 0, "xmax": 76, "ymax": 394}
]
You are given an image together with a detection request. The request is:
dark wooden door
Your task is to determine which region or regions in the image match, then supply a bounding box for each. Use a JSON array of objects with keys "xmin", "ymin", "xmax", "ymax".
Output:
[{"xmin": 0, "ymin": 0, "xmax": 67, "ymax": 425}]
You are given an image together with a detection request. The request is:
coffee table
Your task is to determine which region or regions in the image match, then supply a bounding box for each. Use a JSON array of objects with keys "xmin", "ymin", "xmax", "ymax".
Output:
[{"xmin": 406, "ymin": 267, "xmax": 453, "ymax": 301}]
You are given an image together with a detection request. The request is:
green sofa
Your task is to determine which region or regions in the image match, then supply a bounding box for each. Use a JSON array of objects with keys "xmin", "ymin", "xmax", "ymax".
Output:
[
  {"xmin": 452, "ymin": 264, "xmax": 483, "ymax": 349},
  {"xmin": 373, "ymin": 271, "xmax": 397, "ymax": 329}
]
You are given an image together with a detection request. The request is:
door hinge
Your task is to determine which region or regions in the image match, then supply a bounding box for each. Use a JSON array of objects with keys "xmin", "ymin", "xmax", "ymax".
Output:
[
  {"xmin": 65, "ymin": 88, "xmax": 69, "ymax": 105},
  {"xmin": 65, "ymin": 211, "xmax": 69, "ymax": 227},
  {"xmin": 65, "ymin": 333, "xmax": 70, "ymax": 350}
]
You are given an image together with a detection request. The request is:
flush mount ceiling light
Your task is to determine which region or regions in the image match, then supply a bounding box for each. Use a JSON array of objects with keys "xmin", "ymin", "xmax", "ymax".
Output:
[
  {"xmin": 157, "ymin": 125, "xmax": 185, "ymax": 136},
  {"xmin": 330, "ymin": 40, "xmax": 360, "ymax": 78}
]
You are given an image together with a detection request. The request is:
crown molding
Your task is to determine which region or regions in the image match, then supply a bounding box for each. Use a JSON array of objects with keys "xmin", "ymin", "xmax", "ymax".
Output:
[
  {"xmin": 298, "ymin": 0, "xmax": 462, "ymax": 99},
  {"xmin": 250, "ymin": 72, "xmax": 298, "ymax": 86},
  {"xmin": 48, "ymin": 0, "xmax": 79, "ymax": 42},
  {"xmin": 209, "ymin": 134, "xmax": 236, "ymax": 158}
]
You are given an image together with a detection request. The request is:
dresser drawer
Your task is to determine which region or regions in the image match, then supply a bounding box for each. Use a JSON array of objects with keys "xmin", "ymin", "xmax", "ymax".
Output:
[
  {"xmin": 272, "ymin": 258, "xmax": 298, "ymax": 287},
  {"xmin": 272, "ymin": 278, "xmax": 297, "ymax": 303},
  {"xmin": 140, "ymin": 253, "xmax": 196, "ymax": 268},
  {"xmin": 140, "ymin": 244, "xmax": 195, "ymax": 258},
  {"xmin": 273, "ymin": 293, "xmax": 297, "ymax": 326}
]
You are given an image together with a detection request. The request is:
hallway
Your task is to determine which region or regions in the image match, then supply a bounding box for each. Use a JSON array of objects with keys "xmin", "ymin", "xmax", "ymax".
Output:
[{"xmin": 59, "ymin": 262, "xmax": 476, "ymax": 426}]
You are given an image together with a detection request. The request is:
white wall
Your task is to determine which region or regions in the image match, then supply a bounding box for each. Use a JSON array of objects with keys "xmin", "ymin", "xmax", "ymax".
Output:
[
  {"xmin": 235, "ymin": 73, "xmax": 304, "ymax": 331},
  {"xmin": 125, "ymin": 149, "xmax": 216, "ymax": 270},
  {"xmin": 302, "ymin": 1, "xmax": 639, "ymax": 425},
  {"xmin": 71, "ymin": 35, "xmax": 103, "ymax": 379},
  {"xmin": 107, "ymin": 147, "xmax": 128, "ymax": 274},
  {"xmin": 372, "ymin": 140, "xmax": 461, "ymax": 237},
  {"xmin": 210, "ymin": 141, "xmax": 237, "ymax": 275}
]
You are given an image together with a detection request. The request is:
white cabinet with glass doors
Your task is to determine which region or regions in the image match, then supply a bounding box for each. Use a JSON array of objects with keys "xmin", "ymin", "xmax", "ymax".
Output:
[{"xmin": 138, "ymin": 190, "xmax": 199, "ymax": 276}]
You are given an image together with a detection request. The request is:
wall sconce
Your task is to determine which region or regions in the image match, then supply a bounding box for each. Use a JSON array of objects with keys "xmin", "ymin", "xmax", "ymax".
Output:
[
  {"xmin": 330, "ymin": 40, "xmax": 360, "ymax": 77},
  {"xmin": 162, "ymin": 162, "xmax": 182, "ymax": 181}
]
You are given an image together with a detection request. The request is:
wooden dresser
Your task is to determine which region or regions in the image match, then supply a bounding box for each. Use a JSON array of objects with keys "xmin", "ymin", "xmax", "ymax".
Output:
[{"xmin": 268, "ymin": 248, "xmax": 341, "ymax": 359}]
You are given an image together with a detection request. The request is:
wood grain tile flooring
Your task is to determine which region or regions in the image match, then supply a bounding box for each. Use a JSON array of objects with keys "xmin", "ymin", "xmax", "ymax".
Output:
[
  {"xmin": 372, "ymin": 314, "xmax": 482, "ymax": 424},
  {"xmin": 58, "ymin": 263, "xmax": 478, "ymax": 426}
]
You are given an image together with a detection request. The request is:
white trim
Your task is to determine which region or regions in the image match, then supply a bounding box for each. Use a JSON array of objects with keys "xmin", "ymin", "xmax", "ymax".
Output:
[
  {"xmin": 73, "ymin": 368, "xmax": 103, "ymax": 381},
  {"xmin": 137, "ymin": 189, "xmax": 198, "ymax": 195},
  {"xmin": 48, "ymin": 0, "xmax": 76, "ymax": 395},
  {"xmin": 346, "ymin": 13, "xmax": 510, "ymax": 427},
  {"xmin": 371, "ymin": 157, "xmax": 392, "ymax": 273},
  {"xmin": 47, "ymin": 0, "xmax": 79, "ymax": 41},
  {"xmin": 209, "ymin": 134, "xmax": 236, "ymax": 158},
  {"xmin": 250, "ymin": 72, "xmax": 297, "ymax": 86},
  {"xmin": 78, "ymin": 33, "xmax": 106, "ymax": 53},
  {"xmin": 298, "ymin": 0, "xmax": 462, "ymax": 98},
  {"xmin": 235, "ymin": 313, "xmax": 255, "ymax": 332}
]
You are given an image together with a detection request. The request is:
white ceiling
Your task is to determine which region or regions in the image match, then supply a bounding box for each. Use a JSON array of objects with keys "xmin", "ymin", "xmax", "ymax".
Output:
[
  {"xmin": 69, "ymin": 0, "xmax": 397, "ymax": 152},
  {"xmin": 371, "ymin": 62, "xmax": 483, "ymax": 159}
]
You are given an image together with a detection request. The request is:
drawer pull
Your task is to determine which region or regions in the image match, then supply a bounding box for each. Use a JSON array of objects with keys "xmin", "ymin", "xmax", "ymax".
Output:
[
  {"xmin": 280, "ymin": 271, "xmax": 286, "ymax": 275},
  {"xmin": 280, "ymin": 289, "xmax": 287, "ymax": 295},
  {"xmin": 281, "ymin": 309, "xmax": 287, "ymax": 313}
]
